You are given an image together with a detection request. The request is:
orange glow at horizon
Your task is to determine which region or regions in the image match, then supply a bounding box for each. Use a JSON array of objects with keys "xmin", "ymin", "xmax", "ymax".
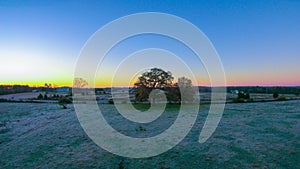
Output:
[{"xmin": 1, "ymin": 71, "xmax": 299, "ymax": 88}]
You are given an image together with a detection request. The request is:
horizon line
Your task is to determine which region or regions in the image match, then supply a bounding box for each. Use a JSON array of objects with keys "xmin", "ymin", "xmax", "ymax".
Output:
[{"xmin": 1, "ymin": 84, "xmax": 300, "ymax": 88}]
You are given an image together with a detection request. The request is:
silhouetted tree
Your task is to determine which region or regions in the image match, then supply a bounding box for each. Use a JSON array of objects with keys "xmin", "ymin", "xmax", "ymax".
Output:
[
  {"xmin": 273, "ymin": 89, "xmax": 279, "ymax": 98},
  {"xmin": 134, "ymin": 68, "xmax": 174, "ymax": 102},
  {"xmin": 37, "ymin": 93, "xmax": 43, "ymax": 100},
  {"xmin": 44, "ymin": 83, "xmax": 52, "ymax": 88},
  {"xmin": 134, "ymin": 68, "xmax": 173, "ymax": 88}
]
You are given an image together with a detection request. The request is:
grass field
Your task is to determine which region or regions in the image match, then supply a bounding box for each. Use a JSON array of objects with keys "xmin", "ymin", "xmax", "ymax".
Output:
[{"xmin": 0, "ymin": 100, "xmax": 299, "ymax": 168}]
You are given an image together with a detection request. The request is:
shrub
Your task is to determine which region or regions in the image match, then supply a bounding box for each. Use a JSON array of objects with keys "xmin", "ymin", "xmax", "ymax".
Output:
[
  {"xmin": 233, "ymin": 98, "xmax": 245, "ymax": 103},
  {"xmin": 0, "ymin": 120, "xmax": 9, "ymax": 134},
  {"xmin": 0, "ymin": 98, "xmax": 8, "ymax": 102},
  {"xmin": 237, "ymin": 91, "xmax": 245, "ymax": 99},
  {"xmin": 273, "ymin": 91, "xmax": 279, "ymax": 98},
  {"xmin": 37, "ymin": 93, "xmax": 43, "ymax": 100},
  {"xmin": 244, "ymin": 93, "xmax": 250, "ymax": 100},
  {"xmin": 108, "ymin": 99, "xmax": 114, "ymax": 104},
  {"xmin": 236, "ymin": 91, "xmax": 251, "ymax": 101},
  {"xmin": 278, "ymin": 95, "xmax": 286, "ymax": 101},
  {"xmin": 58, "ymin": 97, "xmax": 72, "ymax": 109},
  {"xmin": 135, "ymin": 125, "xmax": 146, "ymax": 131}
]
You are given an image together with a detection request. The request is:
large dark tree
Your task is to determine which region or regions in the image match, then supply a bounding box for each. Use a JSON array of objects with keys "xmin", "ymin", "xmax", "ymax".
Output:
[
  {"xmin": 134, "ymin": 68, "xmax": 174, "ymax": 102},
  {"xmin": 134, "ymin": 68, "xmax": 173, "ymax": 88}
]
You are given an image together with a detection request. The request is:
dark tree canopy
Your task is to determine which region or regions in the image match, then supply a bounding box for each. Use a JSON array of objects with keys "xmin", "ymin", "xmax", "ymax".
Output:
[
  {"xmin": 134, "ymin": 68, "xmax": 194, "ymax": 103},
  {"xmin": 134, "ymin": 68, "xmax": 174, "ymax": 102},
  {"xmin": 134, "ymin": 68, "xmax": 174, "ymax": 88}
]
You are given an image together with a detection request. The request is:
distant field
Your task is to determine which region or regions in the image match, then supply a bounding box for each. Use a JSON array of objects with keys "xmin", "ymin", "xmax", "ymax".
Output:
[
  {"xmin": 0, "ymin": 101, "xmax": 299, "ymax": 168},
  {"xmin": 0, "ymin": 92, "xmax": 69, "ymax": 101},
  {"xmin": 0, "ymin": 92, "xmax": 41, "ymax": 101}
]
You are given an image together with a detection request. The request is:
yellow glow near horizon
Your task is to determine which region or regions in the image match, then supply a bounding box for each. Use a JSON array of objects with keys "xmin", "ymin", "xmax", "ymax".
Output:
[
  {"xmin": 2, "ymin": 76, "xmax": 299, "ymax": 88},
  {"xmin": 2, "ymin": 61, "xmax": 299, "ymax": 88}
]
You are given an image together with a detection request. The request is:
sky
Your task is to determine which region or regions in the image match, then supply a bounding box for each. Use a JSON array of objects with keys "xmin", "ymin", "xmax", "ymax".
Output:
[{"xmin": 0, "ymin": 0, "xmax": 299, "ymax": 87}]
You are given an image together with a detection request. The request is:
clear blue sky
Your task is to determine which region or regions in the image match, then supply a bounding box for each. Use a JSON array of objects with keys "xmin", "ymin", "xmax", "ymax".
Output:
[{"xmin": 0, "ymin": 0, "xmax": 299, "ymax": 86}]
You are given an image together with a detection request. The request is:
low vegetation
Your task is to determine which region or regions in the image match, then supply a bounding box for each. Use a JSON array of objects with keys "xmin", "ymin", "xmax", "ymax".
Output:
[
  {"xmin": 58, "ymin": 97, "xmax": 72, "ymax": 109},
  {"xmin": 233, "ymin": 91, "xmax": 252, "ymax": 103}
]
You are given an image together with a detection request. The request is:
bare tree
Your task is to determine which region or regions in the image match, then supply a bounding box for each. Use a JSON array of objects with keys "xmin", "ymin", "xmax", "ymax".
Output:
[
  {"xmin": 72, "ymin": 78, "xmax": 89, "ymax": 96},
  {"xmin": 177, "ymin": 77, "xmax": 194, "ymax": 103},
  {"xmin": 73, "ymin": 78, "xmax": 88, "ymax": 88}
]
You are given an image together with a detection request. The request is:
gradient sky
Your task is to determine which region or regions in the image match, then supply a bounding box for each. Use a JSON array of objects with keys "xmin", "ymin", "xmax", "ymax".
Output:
[{"xmin": 0, "ymin": 0, "xmax": 299, "ymax": 87}]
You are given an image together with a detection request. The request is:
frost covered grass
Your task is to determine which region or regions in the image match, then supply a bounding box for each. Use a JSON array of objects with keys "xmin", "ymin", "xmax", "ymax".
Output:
[{"xmin": 0, "ymin": 100, "xmax": 299, "ymax": 168}]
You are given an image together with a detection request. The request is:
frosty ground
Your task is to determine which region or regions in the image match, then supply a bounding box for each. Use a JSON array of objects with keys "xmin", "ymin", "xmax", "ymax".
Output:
[{"xmin": 0, "ymin": 100, "xmax": 299, "ymax": 168}]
